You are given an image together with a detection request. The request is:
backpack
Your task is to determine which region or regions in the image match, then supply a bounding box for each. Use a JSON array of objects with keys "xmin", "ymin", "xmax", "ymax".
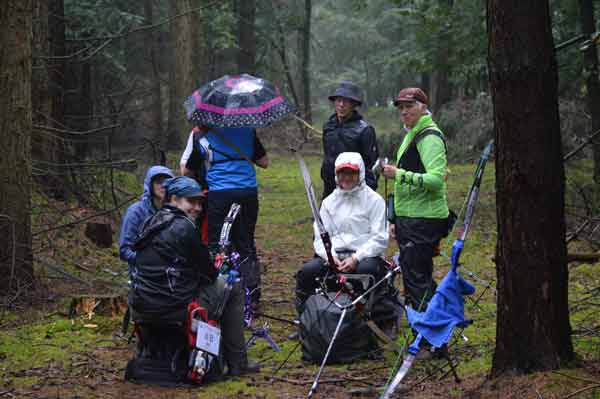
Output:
[
  {"xmin": 124, "ymin": 301, "xmax": 221, "ymax": 386},
  {"xmin": 300, "ymin": 292, "xmax": 379, "ymax": 364}
]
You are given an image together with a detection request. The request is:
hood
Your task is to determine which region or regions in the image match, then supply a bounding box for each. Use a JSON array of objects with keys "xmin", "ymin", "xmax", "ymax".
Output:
[
  {"xmin": 142, "ymin": 165, "xmax": 174, "ymax": 201},
  {"xmin": 334, "ymin": 152, "xmax": 365, "ymax": 192}
]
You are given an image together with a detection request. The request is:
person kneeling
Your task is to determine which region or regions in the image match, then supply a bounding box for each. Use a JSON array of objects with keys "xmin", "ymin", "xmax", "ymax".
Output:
[{"xmin": 127, "ymin": 176, "xmax": 258, "ymax": 385}]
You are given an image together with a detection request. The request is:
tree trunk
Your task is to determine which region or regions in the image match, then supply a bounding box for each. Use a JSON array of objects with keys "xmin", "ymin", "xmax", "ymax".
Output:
[
  {"xmin": 166, "ymin": 0, "xmax": 200, "ymax": 150},
  {"xmin": 430, "ymin": 0, "xmax": 453, "ymax": 112},
  {"xmin": 48, "ymin": 0, "xmax": 65, "ymax": 131},
  {"xmin": 32, "ymin": 0, "xmax": 51, "ymax": 163},
  {"xmin": 487, "ymin": 0, "xmax": 574, "ymax": 375},
  {"xmin": 63, "ymin": 43, "xmax": 92, "ymax": 162},
  {"xmin": 0, "ymin": 0, "xmax": 34, "ymax": 293},
  {"xmin": 275, "ymin": 18, "xmax": 300, "ymax": 109},
  {"xmin": 421, "ymin": 72, "xmax": 431, "ymax": 98},
  {"xmin": 578, "ymin": 0, "xmax": 600, "ymax": 184},
  {"xmin": 301, "ymin": 0, "xmax": 312, "ymax": 123},
  {"xmin": 143, "ymin": 0, "xmax": 165, "ymax": 163},
  {"xmin": 32, "ymin": 0, "xmax": 66, "ymax": 196},
  {"xmin": 237, "ymin": 0, "xmax": 256, "ymax": 74}
]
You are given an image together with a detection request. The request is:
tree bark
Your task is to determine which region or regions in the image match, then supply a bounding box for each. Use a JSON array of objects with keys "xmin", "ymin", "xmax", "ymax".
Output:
[
  {"xmin": 0, "ymin": 0, "xmax": 34, "ymax": 293},
  {"xmin": 237, "ymin": 0, "xmax": 256, "ymax": 74},
  {"xmin": 166, "ymin": 0, "xmax": 200, "ymax": 150},
  {"xmin": 301, "ymin": 0, "xmax": 312, "ymax": 123},
  {"xmin": 143, "ymin": 0, "xmax": 165, "ymax": 163},
  {"xmin": 48, "ymin": 0, "xmax": 65, "ymax": 131},
  {"xmin": 578, "ymin": 0, "xmax": 600, "ymax": 184},
  {"xmin": 32, "ymin": 0, "xmax": 66, "ymax": 195},
  {"xmin": 487, "ymin": 0, "xmax": 574, "ymax": 375},
  {"xmin": 430, "ymin": 0, "xmax": 453, "ymax": 111}
]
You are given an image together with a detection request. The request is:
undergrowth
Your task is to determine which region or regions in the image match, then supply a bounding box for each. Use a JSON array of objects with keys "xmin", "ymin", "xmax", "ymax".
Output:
[{"xmin": 0, "ymin": 154, "xmax": 598, "ymax": 398}]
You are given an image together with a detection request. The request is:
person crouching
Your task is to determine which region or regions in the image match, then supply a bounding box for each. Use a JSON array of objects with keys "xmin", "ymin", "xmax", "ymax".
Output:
[{"xmin": 129, "ymin": 176, "xmax": 259, "ymax": 380}]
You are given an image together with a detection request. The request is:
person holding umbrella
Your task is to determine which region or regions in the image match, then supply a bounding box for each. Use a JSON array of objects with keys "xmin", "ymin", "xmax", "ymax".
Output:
[
  {"xmin": 181, "ymin": 74, "xmax": 296, "ymax": 309},
  {"xmin": 321, "ymin": 81, "xmax": 379, "ymax": 199},
  {"xmin": 180, "ymin": 124, "xmax": 267, "ymax": 308}
]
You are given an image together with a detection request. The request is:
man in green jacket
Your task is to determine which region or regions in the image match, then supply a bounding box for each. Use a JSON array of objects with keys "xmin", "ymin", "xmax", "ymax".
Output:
[{"xmin": 382, "ymin": 87, "xmax": 449, "ymax": 311}]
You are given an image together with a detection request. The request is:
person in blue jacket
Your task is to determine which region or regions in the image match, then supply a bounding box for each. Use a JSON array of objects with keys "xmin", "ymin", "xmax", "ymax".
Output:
[
  {"xmin": 119, "ymin": 165, "xmax": 175, "ymax": 273},
  {"xmin": 180, "ymin": 126, "xmax": 268, "ymax": 308}
]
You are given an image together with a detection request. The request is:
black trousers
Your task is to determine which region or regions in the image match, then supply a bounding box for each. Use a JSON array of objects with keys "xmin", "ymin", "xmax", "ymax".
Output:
[
  {"xmin": 207, "ymin": 189, "xmax": 261, "ymax": 294},
  {"xmin": 295, "ymin": 256, "xmax": 384, "ymax": 315},
  {"xmin": 394, "ymin": 216, "xmax": 447, "ymax": 311}
]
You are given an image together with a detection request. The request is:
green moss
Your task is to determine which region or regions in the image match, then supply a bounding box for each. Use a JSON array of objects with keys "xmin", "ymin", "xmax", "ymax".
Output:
[
  {"xmin": 199, "ymin": 379, "xmax": 258, "ymax": 397},
  {"xmin": 0, "ymin": 316, "xmax": 119, "ymax": 371},
  {"xmin": 8, "ymin": 155, "xmax": 600, "ymax": 397}
]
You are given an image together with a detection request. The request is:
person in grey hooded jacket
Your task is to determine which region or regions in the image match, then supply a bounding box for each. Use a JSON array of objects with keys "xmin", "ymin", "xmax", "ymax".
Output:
[{"xmin": 119, "ymin": 165, "xmax": 174, "ymax": 271}]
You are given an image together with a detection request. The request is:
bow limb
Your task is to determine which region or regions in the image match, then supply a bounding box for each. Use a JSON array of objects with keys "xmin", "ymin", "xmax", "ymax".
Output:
[
  {"xmin": 452, "ymin": 140, "xmax": 494, "ymax": 269},
  {"xmin": 380, "ymin": 335, "xmax": 423, "ymax": 399},
  {"xmin": 297, "ymin": 155, "xmax": 337, "ymax": 270}
]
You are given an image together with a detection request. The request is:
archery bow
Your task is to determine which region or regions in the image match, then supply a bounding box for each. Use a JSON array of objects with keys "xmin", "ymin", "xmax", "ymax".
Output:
[
  {"xmin": 381, "ymin": 140, "xmax": 494, "ymax": 399},
  {"xmin": 213, "ymin": 203, "xmax": 280, "ymax": 351},
  {"xmin": 298, "ymin": 156, "xmax": 337, "ymax": 271},
  {"xmin": 451, "ymin": 140, "xmax": 494, "ymax": 268},
  {"xmin": 213, "ymin": 203, "xmax": 243, "ymax": 321},
  {"xmin": 297, "ymin": 154, "xmax": 405, "ymax": 398}
]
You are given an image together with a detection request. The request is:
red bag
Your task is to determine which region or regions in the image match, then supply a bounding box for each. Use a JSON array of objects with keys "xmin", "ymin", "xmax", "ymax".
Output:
[{"xmin": 186, "ymin": 300, "xmax": 218, "ymax": 384}]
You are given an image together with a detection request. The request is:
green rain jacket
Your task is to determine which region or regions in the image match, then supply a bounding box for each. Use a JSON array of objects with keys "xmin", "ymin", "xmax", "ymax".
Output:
[{"xmin": 394, "ymin": 114, "xmax": 449, "ymax": 219}]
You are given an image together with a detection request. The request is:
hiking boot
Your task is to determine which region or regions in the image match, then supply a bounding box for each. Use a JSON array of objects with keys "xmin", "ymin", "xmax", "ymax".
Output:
[
  {"xmin": 432, "ymin": 344, "xmax": 448, "ymax": 360},
  {"xmin": 228, "ymin": 360, "xmax": 261, "ymax": 377}
]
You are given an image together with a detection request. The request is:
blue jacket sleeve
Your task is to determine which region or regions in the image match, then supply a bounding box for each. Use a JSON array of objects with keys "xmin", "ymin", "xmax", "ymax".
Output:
[{"xmin": 119, "ymin": 203, "xmax": 144, "ymax": 265}]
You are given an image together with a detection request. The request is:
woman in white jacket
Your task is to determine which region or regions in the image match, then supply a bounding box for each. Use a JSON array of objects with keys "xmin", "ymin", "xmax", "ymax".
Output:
[{"xmin": 295, "ymin": 152, "xmax": 389, "ymax": 315}]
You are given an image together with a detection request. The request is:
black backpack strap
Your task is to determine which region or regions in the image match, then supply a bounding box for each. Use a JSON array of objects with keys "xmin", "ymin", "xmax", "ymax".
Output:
[
  {"xmin": 397, "ymin": 127, "xmax": 447, "ymax": 168},
  {"xmin": 209, "ymin": 129, "xmax": 255, "ymax": 165},
  {"xmin": 133, "ymin": 211, "xmax": 177, "ymax": 251},
  {"xmin": 414, "ymin": 128, "xmax": 447, "ymax": 153}
]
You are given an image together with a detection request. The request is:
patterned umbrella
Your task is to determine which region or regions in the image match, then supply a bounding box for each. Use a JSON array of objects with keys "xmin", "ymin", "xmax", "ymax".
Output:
[{"xmin": 184, "ymin": 74, "xmax": 296, "ymax": 128}]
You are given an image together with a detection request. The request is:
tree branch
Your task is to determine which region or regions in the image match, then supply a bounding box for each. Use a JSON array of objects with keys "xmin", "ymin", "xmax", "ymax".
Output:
[
  {"xmin": 33, "ymin": 124, "xmax": 120, "ymax": 136},
  {"xmin": 564, "ymin": 128, "xmax": 600, "ymax": 162},
  {"xmin": 32, "ymin": 196, "xmax": 136, "ymax": 237}
]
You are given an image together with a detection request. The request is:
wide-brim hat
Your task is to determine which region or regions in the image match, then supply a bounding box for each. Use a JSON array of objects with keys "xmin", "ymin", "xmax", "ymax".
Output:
[{"xmin": 328, "ymin": 81, "xmax": 363, "ymax": 105}]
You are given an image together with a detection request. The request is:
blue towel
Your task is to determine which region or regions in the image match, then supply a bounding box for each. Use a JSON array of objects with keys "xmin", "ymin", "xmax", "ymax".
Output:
[{"xmin": 406, "ymin": 265, "xmax": 475, "ymax": 349}]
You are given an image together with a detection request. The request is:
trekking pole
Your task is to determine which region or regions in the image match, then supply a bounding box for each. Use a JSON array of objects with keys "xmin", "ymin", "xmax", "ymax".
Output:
[
  {"xmin": 307, "ymin": 307, "xmax": 348, "ymax": 399},
  {"xmin": 307, "ymin": 264, "xmax": 402, "ymax": 398}
]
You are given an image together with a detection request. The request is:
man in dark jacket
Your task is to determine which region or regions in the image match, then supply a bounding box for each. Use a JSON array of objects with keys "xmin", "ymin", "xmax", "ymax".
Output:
[
  {"xmin": 119, "ymin": 165, "xmax": 174, "ymax": 273},
  {"xmin": 131, "ymin": 176, "xmax": 258, "ymax": 376},
  {"xmin": 321, "ymin": 81, "xmax": 379, "ymax": 198}
]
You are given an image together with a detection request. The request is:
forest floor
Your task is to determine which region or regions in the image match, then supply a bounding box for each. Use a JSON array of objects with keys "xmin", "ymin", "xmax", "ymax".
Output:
[{"xmin": 1, "ymin": 156, "xmax": 599, "ymax": 399}]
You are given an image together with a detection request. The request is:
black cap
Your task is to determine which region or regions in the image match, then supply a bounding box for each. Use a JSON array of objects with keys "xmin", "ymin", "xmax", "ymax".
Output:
[{"xmin": 328, "ymin": 81, "xmax": 363, "ymax": 105}]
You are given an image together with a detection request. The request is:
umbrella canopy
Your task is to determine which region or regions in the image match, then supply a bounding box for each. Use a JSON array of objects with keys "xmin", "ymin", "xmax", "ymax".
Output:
[{"xmin": 184, "ymin": 74, "xmax": 296, "ymax": 129}]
